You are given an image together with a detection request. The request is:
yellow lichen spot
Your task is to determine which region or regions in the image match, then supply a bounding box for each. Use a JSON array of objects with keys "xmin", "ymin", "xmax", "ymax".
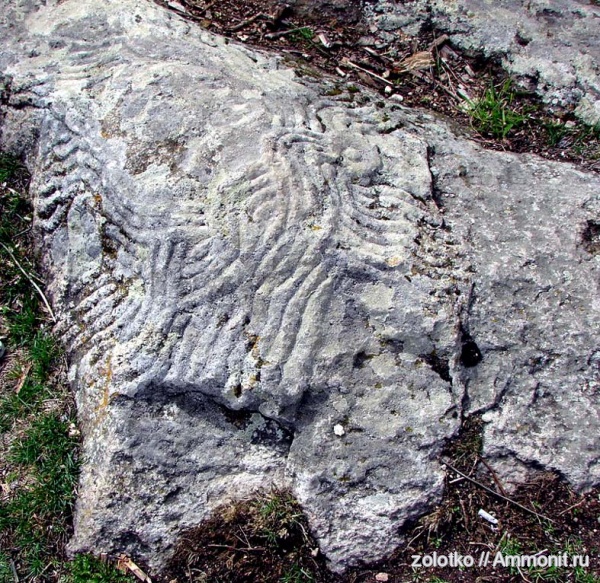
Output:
[
  {"xmin": 250, "ymin": 336, "xmax": 261, "ymax": 358},
  {"xmin": 99, "ymin": 355, "xmax": 113, "ymax": 383},
  {"xmin": 386, "ymin": 256, "xmax": 401, "ymax": 267},
  {"xmin": 98, "ymin": 385, "xmax": 111, "ymax": 411},
  {"xmin": 310, "ymin": 224, "xmax": 323, "ymax": 231},
  {"xmin": 95, "ymin": 355, "xmax": 114, "ymax": 414}
]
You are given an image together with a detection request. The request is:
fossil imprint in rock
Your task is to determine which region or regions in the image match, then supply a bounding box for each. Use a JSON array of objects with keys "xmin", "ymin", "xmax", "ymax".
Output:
[{"xmin": 1, "ymin": 0, "xmax": 600, "ymax": 572}]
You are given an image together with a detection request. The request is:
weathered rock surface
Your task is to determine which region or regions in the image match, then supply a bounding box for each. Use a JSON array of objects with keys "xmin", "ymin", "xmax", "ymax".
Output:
[
  {"xmin": 428, "ymin": 137, "xmax": 600, "ymax": 488},
  {"xmin": 0, "ymin": 0, "xmax": 599, "ymax": 573},
  {"xmin": 364, "ymin": 0, "xmax": 600, "ymax": 125}
]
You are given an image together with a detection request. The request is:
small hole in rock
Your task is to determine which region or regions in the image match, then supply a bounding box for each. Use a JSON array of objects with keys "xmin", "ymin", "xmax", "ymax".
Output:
[
  {"xmin": 353, "ymin": 351, "xmax": 374, "ymax": 368},
  {"xmin": 460, "ymin": 329, "xmax": 482, "ymax": 367},
  {"xmin": 582, "ymin": 220, "xmax": 600, "ymax": 255},
  {"xmin": 515, "ymin": 32, "xmax": 530, "ymax": 46}
]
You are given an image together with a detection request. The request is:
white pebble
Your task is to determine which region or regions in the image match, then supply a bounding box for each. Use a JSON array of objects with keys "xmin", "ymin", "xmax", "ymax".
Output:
[{"xmin": 478, "ymin": 508, "xmax": 498, "ymax": 524}]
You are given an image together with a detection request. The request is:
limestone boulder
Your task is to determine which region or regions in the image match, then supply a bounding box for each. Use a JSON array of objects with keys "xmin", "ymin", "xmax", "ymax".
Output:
[{"xmin": 0, "ymin": 0, "xmax": 599, "ymax": 572}]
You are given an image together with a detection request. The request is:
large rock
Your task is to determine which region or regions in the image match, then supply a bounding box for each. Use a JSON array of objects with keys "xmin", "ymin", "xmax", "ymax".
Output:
[
  {"xmin": 0, "ymin": 0, "xmax": 599, "ymax": 572},
  {"xmin": 429, "ymin": 135, "xmax": 600, "ymax": 488},
  {"xmin": 364, "ymin": 0, "xmax": 600, "ymax": 125}
]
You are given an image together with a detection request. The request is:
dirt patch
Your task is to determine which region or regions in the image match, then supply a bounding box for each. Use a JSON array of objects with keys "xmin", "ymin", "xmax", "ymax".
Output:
[
  {"xmin": 162, "ymin": 489, "xmax": 334, "ymax": 583},
  {"xmin": 276, "ymin": 0, "xmax": 362, "ymax": 25}
]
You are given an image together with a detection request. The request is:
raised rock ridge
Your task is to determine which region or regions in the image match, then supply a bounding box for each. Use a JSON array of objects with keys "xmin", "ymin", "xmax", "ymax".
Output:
[{"xmin": 1, "ymin": 0, "xmax": 599, "ymax": 572}]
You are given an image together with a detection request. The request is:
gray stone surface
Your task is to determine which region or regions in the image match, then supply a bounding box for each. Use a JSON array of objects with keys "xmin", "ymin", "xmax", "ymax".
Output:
[
  {"xmin": 363, "ymin": 0, "xmax": 600, "ymax": 125},
  {"xmin": 0, "ymin": 0, "xmax": 599, "ymax": 573},
  {"xmin": 427, "ymin": 134, "xmax": 600, "ymax": 488}
]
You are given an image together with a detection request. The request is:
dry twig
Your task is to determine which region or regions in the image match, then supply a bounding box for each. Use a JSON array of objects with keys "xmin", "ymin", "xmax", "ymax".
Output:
[
  {"xmin": 15, "ymin": 362, "xmax": 31, "ymax": 395},
  {"xmin": 441, "ymin": 459, "xmax": 555, "ymax": 524},
  {"xmin": 428, "ymin": 34, "xmax": 449, "ymax": 51},
  {"xmin": 229, "ymin": 12, "xmax": 265, "ymax": 32},
  {"xmin": 206, "ymin": 543, "xmax": 266, "ymax": 552},
  {"xmin": 0, "ymin": 242, "xmax": 56, "ymax": 322},
  {"xmin": 342, "ymin": 59, "xmax": 394, "ymax": 86},
  {"xmin": 10, "ymin": 560, "xmax": 18, "ymax": 583},
  {"xmin": 479, "ymin": 456, "xmax": 509, "ymax": 497},
  {"xmin": 557, "ymin": 498, "xmax": 587, "ymax": 517}
]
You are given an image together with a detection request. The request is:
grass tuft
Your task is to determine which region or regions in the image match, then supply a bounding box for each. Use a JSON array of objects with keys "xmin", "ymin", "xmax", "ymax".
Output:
[
  {"xmin": 0, "ymin": 412, "xmax": 79, "ymax": 576},
  {"xmin": 463, "ymin": 79, "xmax": 527, "ymax": 139},
  {"xmin": 280, "ymin": 562, "xmax": 315, "ymax": 583},
  {"xmin": 64, "ymin": 554, "xmax": 134, "ymax": 583},
  {"xmin": 0, "ymin": 329, "xmax": 60, "ymax": 432},
  {"xmin": 0, "ymin": 154, "xmax": 20, "ymax": 184},
  {"xmin": 0, "ymin": 152, "xmax": 89, "ymax": 581},
  {"xmin": 290, "ymin": 27, "xmax": 315, "ymax": 42}
]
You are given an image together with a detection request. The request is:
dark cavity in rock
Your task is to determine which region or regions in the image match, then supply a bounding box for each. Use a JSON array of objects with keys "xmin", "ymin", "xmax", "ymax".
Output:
[
  {"xmin": 582, "ymin": 220, "xmax": 600, "ymax": 255},
  {"xmin": 460, "ymin": 329, "xmax": 482, "ymax": 368}
]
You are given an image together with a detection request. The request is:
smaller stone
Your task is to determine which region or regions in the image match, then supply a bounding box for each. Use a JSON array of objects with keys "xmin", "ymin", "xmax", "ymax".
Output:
[
  {"xmin": 391, "ymin": 94, "xmax": 404, "ymax": 102},
  {"xmin": 333, "ymin": 424, "xmax": 345, "ymax": 436},
  {"xmin": 384, "ymin": 86, "xmax": 392, "ymax": 95},
  {"xmin": 68, "ymin": 423, "xmax": 81, "ymax": 438},
  {"xmin": 375, "ymin": 573, "xmax": 389, "ymax": 582}
]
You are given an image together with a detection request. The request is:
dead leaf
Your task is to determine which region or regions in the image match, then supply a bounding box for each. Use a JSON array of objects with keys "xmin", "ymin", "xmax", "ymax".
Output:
[
  {"xmin": 357, "ymin": 71, "xmax": 379, "ymax": 88},
  {"xmin": 15, "ymin": 363, "xmax": 31, "ymax": 395},
  {"xmin": 117, "ymin": 555, "xmax": 152, "ymax": 582},
  {"xmin": 394, "ymin": 51, "xmax": 434, "ymax": 72}
]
